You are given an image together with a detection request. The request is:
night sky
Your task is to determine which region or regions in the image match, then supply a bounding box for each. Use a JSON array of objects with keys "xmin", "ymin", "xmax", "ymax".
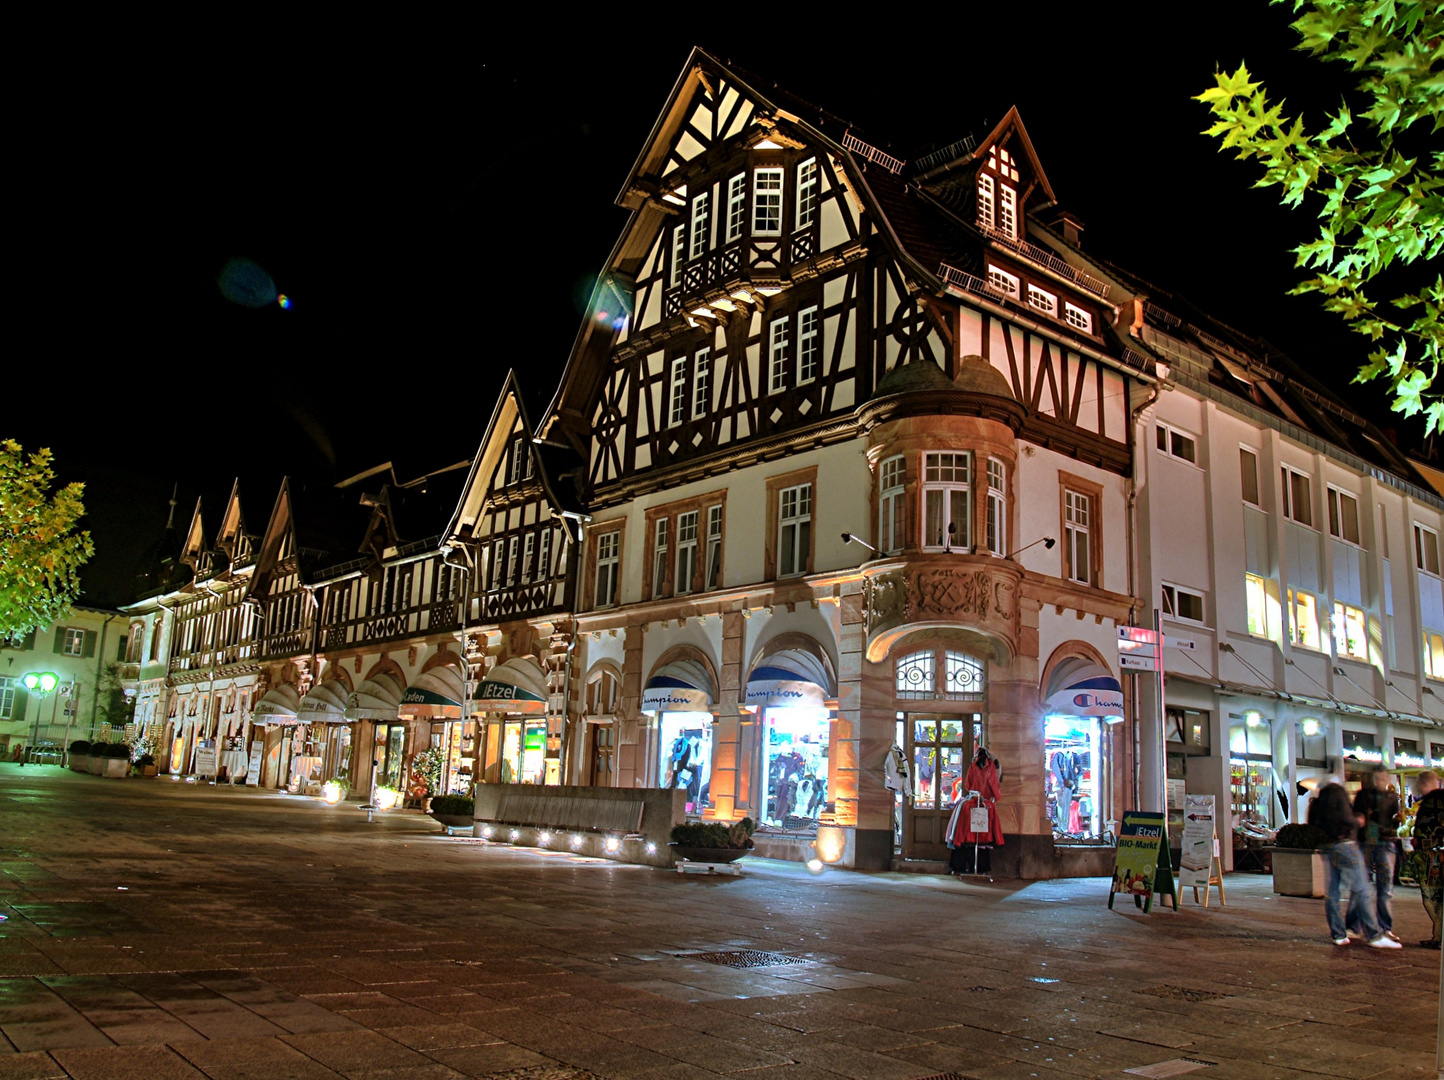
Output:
[{"xmin": 11, "ymin": 10, "xmax": 1385, "ymax": 606}]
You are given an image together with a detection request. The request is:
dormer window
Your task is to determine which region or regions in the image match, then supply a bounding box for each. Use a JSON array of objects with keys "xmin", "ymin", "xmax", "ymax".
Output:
[
  {"xmin": 1064, "ymin": 302, "xmax": 1093, "ymax": 333},
  {"xmin": 986, "ymin": 264, "xmax": 1020, "ymax": 299},
  {"xmin": 753, "ymin": 167, "xmax": 783, "ymax": 236},
  {"xmin": 998, "ymin": 184, "xmax": 1017, "ymax": 238},
  {"xmin": 979, "ymin": 146, "xmax": 1020, "ymax": 239},
  {"xmin": 988, "ymin": 145, "xmax": 1019, "ymax": 180},
  {"xmin": 977, "ymin": 173, "xmax": 994, "ymax": 230},
  {"xmin": 1026, "ymin": 284, "xmax": 1057, "ymax": 317}
]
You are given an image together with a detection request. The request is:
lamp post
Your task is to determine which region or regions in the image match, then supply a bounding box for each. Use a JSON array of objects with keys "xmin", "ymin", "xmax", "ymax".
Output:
[{"xmin": 21, "ymin": 672, "xmax": 59, "ymax": 764}]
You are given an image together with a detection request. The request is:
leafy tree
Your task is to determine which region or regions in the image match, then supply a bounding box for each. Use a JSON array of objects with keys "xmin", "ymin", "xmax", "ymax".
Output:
[
  {"xmin": 1196, "ymin": 1, "xmax": 1443, "ymax": 428},
  {"xmin": 0, "ymin": 440, "xmax": 93, "ymax": 643}
]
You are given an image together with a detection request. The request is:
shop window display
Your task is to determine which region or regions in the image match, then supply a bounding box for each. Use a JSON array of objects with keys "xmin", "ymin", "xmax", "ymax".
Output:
[
  {"xmin": 1045, "ymin": 715, "xmax": 1102, "ymax": 839},
  {"xmin": 375, "ymin": 723, "xmax": 405, "ymax": 791},
  {"xmin": 1229, "ymin": 716, "xmax": 1283, "ymax": 840},
  {"xmin": 443, "ymin": 721, "xmax": 476, "ymax": 794},
  {"xmin": 658, "ymin": 713, "xmax": 712, "ymax": 813},
  {"xmin": 762, "ymin": 708, "xmax": 829, "ymax": 829},
  {"xmin": 500, "ymin": 719, "xmax": 547, "ymax": 784}
]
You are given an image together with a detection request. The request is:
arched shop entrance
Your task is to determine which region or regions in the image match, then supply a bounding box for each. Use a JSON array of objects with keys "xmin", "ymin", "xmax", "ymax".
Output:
[
  {"xmin": 744, "ymin": 641, "xmax": 837, "ymax": 835},
  {"xmin": 399, "ymin": 664, "xmax": 465, "ymax": 801},
  {"xmin": 344, "ymin": 670, "xmax": 404, "ymax": 800},
  {"xmin": 476, "ymin": 657, "xmax": 550, "ymax": 785},
  {"xmin": 642, "ymin": 656, "xmax": 717, "ymax": 815},
  {"xmin": 1041, "ymin": 654, "xmax": 1123, "ymax": 843},
  {"xmin": 250, "ymin": 682, "xmax": 302, "ymax": 789},
  {"xmin": 295, "ymin": 678, "xmax": 352, "ymax": 795}
]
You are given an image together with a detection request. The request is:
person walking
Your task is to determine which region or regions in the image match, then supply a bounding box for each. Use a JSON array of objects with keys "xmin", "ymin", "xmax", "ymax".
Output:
[
  {"xmin": 1353, "ymin": 766, "xmax": 1402, "ymax": 942},
  {"xmin": 1413, "ymin": 770, "xmax": 1444, "ymax": 949},
  {"xmin": 1307, "ymin": 778, "xmax": 1400, "ymax": 948}
]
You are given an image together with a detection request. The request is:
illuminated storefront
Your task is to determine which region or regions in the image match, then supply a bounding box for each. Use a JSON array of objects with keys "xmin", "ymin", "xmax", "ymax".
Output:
[
  {"xmin": 641, "ymin": 659, "xmax": 715, "ymax": 815},
  {"xmin": 344, "ymin": 671, "xmax": 404, "ymax": 800},
  {"xmin": 1230, "ymin": 710, "xmax": 1285, "ymax": 833},
  {"xmin": 744, "ymin": 647, "xmax": 836, "ymax": 833},
  {"xmin": 295, "ymin": 679, "xmax": 353, "ymax": 794},
  {"xmin": 1041, "ymin": 659, "xmax": 1122, "ymax": 843},
  {"xmin": 476, "ymin": 657, "xmax": 552, "ymax": 785},
  {"xmin": 398, "ymin": 664, "xmax": 465, "ymax": 801},
  {"xmin": 250, "ymin": 683, "xmax": 302, "ymax": 789}
]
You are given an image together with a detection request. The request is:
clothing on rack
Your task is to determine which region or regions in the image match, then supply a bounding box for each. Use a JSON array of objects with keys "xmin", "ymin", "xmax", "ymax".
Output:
[
  {"xmin": 884, "ymin": 744, "xmax": 913, "ymax": 797},
  {"xmin": 950, "ymin": 748, "xmax": 1006, "ymax": 847}
]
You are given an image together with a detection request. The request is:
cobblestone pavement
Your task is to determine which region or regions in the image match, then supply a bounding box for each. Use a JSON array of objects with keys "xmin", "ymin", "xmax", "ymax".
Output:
[{"xmin": 0, "ymin": 764, "xmax": 1436, "ymax": 1080}]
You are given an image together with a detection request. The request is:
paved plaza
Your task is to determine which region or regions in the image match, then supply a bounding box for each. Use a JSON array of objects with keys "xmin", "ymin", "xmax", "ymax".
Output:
[{"xmin": 0, "ymin": 764, "xmax": 1436, "ymax": 1080}]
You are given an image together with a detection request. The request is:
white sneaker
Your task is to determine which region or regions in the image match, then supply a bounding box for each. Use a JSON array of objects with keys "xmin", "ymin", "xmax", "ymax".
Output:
[
  {"xmin": 1368, "ymin": 935, "xmax": 1403, "ymax": 949},
  {"xmin": 1332, "ymin": 937, "xmax": 1350, "ymax": 946}
]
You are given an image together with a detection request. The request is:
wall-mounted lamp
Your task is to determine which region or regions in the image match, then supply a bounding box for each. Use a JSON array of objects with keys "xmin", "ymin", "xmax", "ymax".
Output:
[
  {"xmin": 1005, "ymin": 537, "xmax": 1056, "ymax": 560},
  {"xmin": 840, "ymin": 532, "xmax": 877, "ymax": 553}
]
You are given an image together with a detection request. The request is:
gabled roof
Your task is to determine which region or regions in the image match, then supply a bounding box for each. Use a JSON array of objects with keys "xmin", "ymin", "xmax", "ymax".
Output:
[
  {"xmin": 244, "ymin": 476, "xmax": 373, "ymax": 600},
  {"xmin": 179, "ymin": 498, "xmax": 207, "ymax": 571},
  {"xmin": 914, "ymin": 107, "xmax": 1056, "ymax": 209}
]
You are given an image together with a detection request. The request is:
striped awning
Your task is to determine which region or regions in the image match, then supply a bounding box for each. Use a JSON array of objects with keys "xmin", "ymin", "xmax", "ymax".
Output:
[
  {"xmin": 399, "ymin": 666, "xmax": 465, "ymax": 719},
  {"xmin": 345, "ymin": 672, "xmax": 403, "ymax": 722},
  {"xmin": 745, "ymin": 646, "xmax": 835, "ymax": 709},
  {"xmin": 252, "ymin": 683, "xmax": 301, "ymax": 725},
  {"xmin": 641, "ymin": 658, "xmax": 714, "ymax": 714},
  {"xmin": 475, "ymin": 657, "xmax": 547, "ymax": 715},
  {"xmin": 297, "ymin": 680, "xmax": 350, "ymax": 724},
  {"xmin": 1043, "ymin": 659, "xmax": 1124, "ymax": 719}
]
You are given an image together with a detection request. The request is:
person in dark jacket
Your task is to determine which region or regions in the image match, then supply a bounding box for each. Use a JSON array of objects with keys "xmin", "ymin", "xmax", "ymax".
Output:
[
  {"xmin": 1307, "ymin": 780, "xmax": 1399, "ymax": 948},
  {"xmin": 1413, "ymin": 771, "xmax": 1444, "ymax": 948},
  {"xmin": 1353, "ymin": 767, "xmax": 1402, "ymax": 941}
]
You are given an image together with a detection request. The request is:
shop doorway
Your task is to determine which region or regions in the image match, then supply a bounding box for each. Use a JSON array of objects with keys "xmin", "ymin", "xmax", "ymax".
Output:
[
  {"xmin": 375, "ymin": 723, "xmax": 405, "ymax": 791},
  {"xmin": 900, "ymin": 712, "xmax": 983, "ymax": 860},
  {"xmin": 658, "ymin": 713, "xmax": 711, "ymax": 813},
  {"xmin": 1046, "ymin": 715, "xmax": 1104, "ymax": 840},
  {"xmin": 499, "ymin": 718, "xmax": 547, "ymax": 784},
  {"xmin": 589, "ymin": 723, "xmax": 614, "ymax": 786}
]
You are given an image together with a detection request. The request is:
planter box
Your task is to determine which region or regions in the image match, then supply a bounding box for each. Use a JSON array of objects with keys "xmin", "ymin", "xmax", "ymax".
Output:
[
  {"xmin": 104, "ymin": 757, "xmax": 129, "ymax": 778},
  {"xmin": 1272, "ymin": 848, "xmax": 1327, "ymax": 898},
  {"xmin": 670, "ymin": 845, "xmax": 749, "ymax": 864},
  {"xmin": 87, "ymin": 756, "xmax": 103, "ymax": 775},
  {"xmin": 430, "ymin": 813, "xmax": 474, "ymax": 829},
  {"xmin": 69, "ymin": 757, "xmax": 88, "ymax": 772}
]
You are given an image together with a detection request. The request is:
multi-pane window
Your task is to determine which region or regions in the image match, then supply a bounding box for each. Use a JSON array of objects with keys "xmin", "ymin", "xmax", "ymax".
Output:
[
  {"xmin": 0, "ymin": 677, "xmax": 13, "ymax": 720},
  {"xmin": 1418, "ymin": 524, "xmax": 1441, "ymax": 574},
  {"xmin": 795, "ymin": 158, "xmax": 818, "ymax": 228},
  {"xmin": 669, "ymin": 356, "xmax": 687, "ymax": 427},
  {"xmin": 1162, "ymin": 584, "xmax": 1206, "ymax": 622},
  {"xmin": 1026, "ymin": 284, "xmax": 1057, "ymax": 316},
  {"xmin": 62, "ymin": 628, "xmax": 85, "ymax": 656},
  {"xmin": 538, "ymin": 529, "xmax": 552, "ymax": 582},
  {"xmin": 652, "ymin": 518, "xmax": 669, "ymax": 599},
  {"xmin": 506, "ymin": 537, "xmax": 520, "ymax": 586},
  {"xmin": 879, "ymin": 455, "xmax": 906, "ymax": 555},
  {"xmin": 706, "ymin": 505, "xmax": 723, "ymax": 590},
  {"xmin": 923, "ymin": 452, "xmax": 970, "ymax": 551},
  {"xmin": 986, "ymin": 458, "xmax": 1006, "ymax": 557},
  {"xmin": 725, "ymin": 174, "xmax": 746, "ymax": 242},
  {"xmin": 509, "ymin": 442, "xmax": 525, "ymax": 485},
  {"xmin": 490, "ymin": 539, "xmax": 504, "ymax": 592},
  {"xmin": 521, "ymin": 533, "xmax": 535, "ymax": 584},
  {"xmin": 896, "ymin": 649, "xmax": 935, "ymax": 697},
  {"xmin": 595, "ymin": 531, "xmax": 620, "ymax": 609},
  {"xmin": 1245, "ymin": 572, "xmax": 1271, "ymax": 637},
  {"xmin": 692, "ymin": 347, "xmax": 710, "ymax": 419},
  {"xmin": 1064, "ymin": 302, "xmax": 1092, "ymax": 332},
  {"xmin": 778, "ymin": 484, "xmax": 812, "ymax": 577},
  {"xmin": 670, "ymin": 225, "xmax": 686, "ymax": 288},
  {"xmin": 1425, "ymin": 630, "xmax": 1444, "ymax": 679},
  {"xmin": 977, "ymin": 173, "xmax": 995, "ymax": 230},
  {"xmin": 1281, "ymin": 467, "xmax": 1313, "ymax": 526},
  {"xmin": 989, "ymin": 145, "xmax": 1019, "ymax": 180},
  {"xmin": 1156, "ymin": 423, "xmax": 1197, "ymax": 464},
  {"xmin": 1327, "ymin": 488, "xmax": 1361, "ymax": 544},
  {"xmin": 1064, "ymin": 489, "xmax": 1091, "ymax": 585},
  {"xmin": 1332, "ymin": 601, "xmax": 1367, "ymax": 660},
  {"xmin": 1287, "ymin": 587, "xmax": 1322, "ymax": 650},
  {"xmin": 998, "ymin": 184, "xmax": 1017, "ymax": 239},
  {"xmin": 753, "ymin": 167, "xmax": 783, "ymax": 235},
  {"xmin": 689, "ymin": 191, "xmax": 710, "ymax": 260},
  {"xmin": 768, "ymin": 316, "xmax": 790, "ymax": 393},
  {"xmin": 1240, "ymin": 447, "xmax": 1260, "ymax": 505},
  {"xmin": 986, "ymin": 264, "xmax": 1020, "ymax": 299},
  {"xmin": 798, "ymin": 306, "xmax": 819, "ymax": 384},
  {"xmin": 676, "ymin": 511, "xmax": 699, "ymax": 596}
]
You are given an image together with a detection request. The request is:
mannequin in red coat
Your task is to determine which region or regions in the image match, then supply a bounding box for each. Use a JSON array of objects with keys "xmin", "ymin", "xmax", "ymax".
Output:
[{"xmin": 953, "ymin": 748, "xmax": 1006, "ymax": 846}]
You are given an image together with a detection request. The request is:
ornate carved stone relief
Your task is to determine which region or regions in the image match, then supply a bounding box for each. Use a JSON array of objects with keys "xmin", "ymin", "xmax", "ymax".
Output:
[{"xmin": 862, "ymin": 557, "xmax": 1021, "ymax": 663}]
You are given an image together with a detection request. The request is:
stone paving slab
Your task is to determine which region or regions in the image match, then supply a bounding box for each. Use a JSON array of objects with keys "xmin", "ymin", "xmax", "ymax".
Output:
[{"xmin": 1, "ymin": 764, "xmax": 1440, "ymax": 1079}]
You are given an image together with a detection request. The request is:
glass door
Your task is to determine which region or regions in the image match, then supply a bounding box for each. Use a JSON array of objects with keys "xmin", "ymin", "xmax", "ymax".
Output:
[{"xmin": 903, "ymin": 713, "xmax": 981, "ymax": 859}]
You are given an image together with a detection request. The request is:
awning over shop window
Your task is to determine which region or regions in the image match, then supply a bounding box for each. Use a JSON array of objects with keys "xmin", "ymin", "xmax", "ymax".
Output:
[
  {"xmin": 252, "ymin": 683, "xmax": 302, "ymax": 726},
  {"xmin": 641, "ymin": 658, "xmax": 714, "ymax": 714},
  {"xmin": 1043, "ymin": 659, "xmax": 1123, "ymax": 720},
  {"xmin": 475, "ymin": 657, "xmax": 547, "ymax": 715},
  {"xmin": 297, "ymin": 679, "xmax": 350, "ymax": 725},
  {"xmin": 745, "ymin": 646, "xmax": 835, "ymax": 710},
  {"xmin": 400, "ymin": 665, "xmax": 465, "ymax": 719},
  {"xmin": 345, "ymin": 672, "xmax": 404, "ymax": 722}
]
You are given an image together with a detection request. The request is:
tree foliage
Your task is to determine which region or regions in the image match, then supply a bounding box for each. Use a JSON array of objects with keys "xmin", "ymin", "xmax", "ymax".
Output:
[
  {"xmin": 0, "ymin": 440, "xmax": 93, "ymax": 642},
  {"xmin": 1197, "ymin": 1, "xmax": 1443, "ymax": 428}
]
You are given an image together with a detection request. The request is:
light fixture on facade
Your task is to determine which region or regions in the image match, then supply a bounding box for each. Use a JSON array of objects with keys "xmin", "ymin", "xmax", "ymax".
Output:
[
  {"xmin": 1245, "ymin": 711, "xmax": 1264, "ymax": 728},
  {"xmin": 1301, "ymin": 718, "xmax": 1322, "ymax": 737},
  {"xmin": 571, "ymin": 834, "xmax": 584, "ymax": 849},
  {"xmin": 539, "ymin": 831, "xmax": 552, "ymax": 846},
  {"xmin": 840, "ymin": 532, "xmax": 877, "ymax": 553},
  {"xmin": 1005, "ymin": 537, "xmax": 1056, "ymax": 559},
  {"xmin": 509, "ymin": 829, "xmax": 521, "ymax": 842},
  {"xmin": 604, "ymin": 836, "xmax": 620, "ymax": 854},
  {"xmin": 646, "ymin": 842, "xmax": 657, "ymax": 855},
  {"xmin": 480, "ymin": 824, "xmax": 494, "ymax": 839}
]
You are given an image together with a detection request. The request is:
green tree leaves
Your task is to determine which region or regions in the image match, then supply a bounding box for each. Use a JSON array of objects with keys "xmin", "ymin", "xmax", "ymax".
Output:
[
  {"xmin": 0, "ymin": 440, "xmax": 93, "ymax": 642},
  {"xmin": 1197, "ymin": 0, "xmax": 1443, "ymax": 429}
]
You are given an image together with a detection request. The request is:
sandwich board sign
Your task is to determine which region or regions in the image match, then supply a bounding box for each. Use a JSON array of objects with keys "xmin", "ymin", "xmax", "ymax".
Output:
[
  {"xmin": 1179, "ymin": 794, "xmax": 1226, "ymax": 906},
  {"xmin": 1108, "ymin": 810, "xmax": 1176, "ymax": 914}
]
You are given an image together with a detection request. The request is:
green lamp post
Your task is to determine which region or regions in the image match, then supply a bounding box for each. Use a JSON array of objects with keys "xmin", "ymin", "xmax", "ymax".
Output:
[{"xmin": 21, "ymin": 672, "xmax": 59, "ymax": 765}]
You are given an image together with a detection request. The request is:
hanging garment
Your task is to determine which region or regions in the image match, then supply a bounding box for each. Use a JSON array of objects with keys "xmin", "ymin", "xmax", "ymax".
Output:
[
  {"xmin": 1068, "ymin": 797, "xmax": 1081, "ymax": 834},
  {"xmin": 884, "ymin": 745, "xmax": 913, "ymax": 797},
  {"xmin": 952, "ymin": 756, "xmax": 1006, "ymax": 846},
  {"xmin": 946, "ymin": 798, "xmax": 965, "ymax": 847}
]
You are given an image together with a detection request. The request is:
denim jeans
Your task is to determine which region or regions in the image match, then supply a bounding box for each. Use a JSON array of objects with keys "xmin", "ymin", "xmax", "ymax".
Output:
[
  {"xmin": 1364, "ymin": 841, "xmax": 1396, "ymax": 934},
  {"xmin": 1325, "ymin": 840, "xmax": 1379, "ymax": 941}
]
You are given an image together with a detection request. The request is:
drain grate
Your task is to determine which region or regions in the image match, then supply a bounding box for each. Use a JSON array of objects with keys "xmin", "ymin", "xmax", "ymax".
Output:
[
  {"xmin": 1139, "ymin": 985, "xmax": 1226, "ymax": 1003},
  {"xmin": 909, "ymin": 1074, "xmax": 968, "ymax": 1080},
  {"xmin": 677, "ymin": 949, "xmax": 809, "ymax": 968},
  {"xmin": 1124, "ymin": 1059, "xmax": 1215, "ymax": 1078},
  {"xmin": 967, "ymin": 985, "xmax": 997, "ymax": 992}
]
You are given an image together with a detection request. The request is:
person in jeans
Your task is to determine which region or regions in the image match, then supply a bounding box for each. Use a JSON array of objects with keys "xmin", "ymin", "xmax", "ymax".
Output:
[
  {"xmin": 1307, "ymin": 779, "xmax": 1401, "ymax": 948},
  {"xmin": 1353, "ymin": 766, "xmax": 1402, "ymax": 941},
  {"xmin": 1413, "ymin": 771, "xmax": 1444, "ymax": 948}
]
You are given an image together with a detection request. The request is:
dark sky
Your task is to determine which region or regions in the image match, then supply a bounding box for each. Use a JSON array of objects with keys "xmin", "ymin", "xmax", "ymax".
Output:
[{"xmin": 11, "ymin": 10, "xmax": 1384, "ymax": 606}]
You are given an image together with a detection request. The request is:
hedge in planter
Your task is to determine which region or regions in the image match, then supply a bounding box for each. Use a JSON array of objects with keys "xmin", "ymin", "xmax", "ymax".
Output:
[
  {"xmin": 1272, "ymin": 823, "xmax": 1332, "ymax": 898},
  {"xmin": 69, "ymin": 741, "xmax": 91, "ymax": 771},
  {"xmin": 429, "ymin": 795, "xmax": 475, "ymax": 828}
]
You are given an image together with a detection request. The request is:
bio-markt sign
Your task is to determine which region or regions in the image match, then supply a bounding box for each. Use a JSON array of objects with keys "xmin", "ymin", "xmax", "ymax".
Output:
[{"xmin": 1108, "ymin": 811, "xmax": 1176, "ymax": 915}]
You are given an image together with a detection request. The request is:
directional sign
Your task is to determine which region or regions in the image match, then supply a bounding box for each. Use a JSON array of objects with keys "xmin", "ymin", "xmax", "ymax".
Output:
[
  {"xmin": 1166, "ymin": 636, "xmax": 1197, "ymax": 651},
  {"xmin": 1119, "ymin": 653, "xmax": 1157, "ymax": 671},
  {"xmin": 1118, "ymin": 626, "xmax": 1159, "ymax": 646}
]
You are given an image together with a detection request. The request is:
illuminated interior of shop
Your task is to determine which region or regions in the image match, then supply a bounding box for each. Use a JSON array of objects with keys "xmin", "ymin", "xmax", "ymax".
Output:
[
  {"xmin": 762, "ymin": 707, "xmax": 830, "ymax": 829},
  {"xmin": 443, "ymin": 721, "xmax": 476, "ymax": 794},
  {"xmin": 499, "ymin": 719, "xmax": 547, "ymax": 784},
  {"xmin": 1045, "ymin": 714, "xmax": 1102, "ymax": 839},
  {"xmin": 375, "ymin": 723, "xmax": 405, "ymax": 790},
  {"xmin": 657, "ymin": 712, "xmax": 712, "ymax": 813},
  {"xmin": 1230, "ymin": 712, "xmax": 1284, "ymax": 833}
]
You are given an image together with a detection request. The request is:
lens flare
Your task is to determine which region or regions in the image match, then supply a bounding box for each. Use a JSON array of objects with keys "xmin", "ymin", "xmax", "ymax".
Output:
[{"xmin": 278, "ymin": 294, "xmax": 291, "ymax": 310}]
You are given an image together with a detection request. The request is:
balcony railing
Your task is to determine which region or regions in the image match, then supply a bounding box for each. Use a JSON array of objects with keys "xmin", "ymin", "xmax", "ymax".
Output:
[
  {"xmin": 841, "ymin": 132, "xmax": 904, "ymax": 175},
  {"xmin": 981, "ymin": 226, "xmax": 1111, "ymax": 299}
]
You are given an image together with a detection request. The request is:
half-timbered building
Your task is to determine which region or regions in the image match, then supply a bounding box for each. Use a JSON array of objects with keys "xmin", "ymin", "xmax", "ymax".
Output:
[{"xmin": 537, "ymin": 50, "xmax": 1151, "ymax": 872}]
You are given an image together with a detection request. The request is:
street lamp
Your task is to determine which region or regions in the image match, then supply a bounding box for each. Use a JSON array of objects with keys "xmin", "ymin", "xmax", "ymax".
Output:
[{"xmin": 21, "ymin": 672, "xmax": 59, "ymax": 765}]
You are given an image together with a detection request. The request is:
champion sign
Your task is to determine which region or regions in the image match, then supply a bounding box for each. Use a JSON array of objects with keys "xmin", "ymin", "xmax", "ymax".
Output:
[{"xmin": 1073, "ymin": 691, "xmax": 1123, "ymax": 712}]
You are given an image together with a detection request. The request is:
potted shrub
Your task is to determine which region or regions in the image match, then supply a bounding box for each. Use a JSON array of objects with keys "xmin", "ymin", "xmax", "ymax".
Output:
[
  {"xmin": 133, "ymin": 753, "xmax": 157, "ymax": 778},
  {"xmin": 428, "ymin": 794, "xmax": 475, "ymax": 829},
  {"xmin": 669, "ymin": 818, "xmax": 756, "ymax": 863},
  {"xmin": 68, "ymin": 741, "xmax": 91, "ymax": 771},
  {"xmin": 1271, "ymin": 823, "xmax": 1332, "ymax": 897},
  {"xmin": 88, "ymin": 745, "xmax": 106, "ymax": 775},
  {"xmin": 102, "ymin": 742, "xmax": 131, "ymax": 778}
]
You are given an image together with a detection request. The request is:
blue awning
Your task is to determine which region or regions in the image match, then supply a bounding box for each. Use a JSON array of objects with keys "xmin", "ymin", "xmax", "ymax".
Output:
[{"xmin": 641, "ymin": 658, "xmax": 714, "ymax": 713}]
